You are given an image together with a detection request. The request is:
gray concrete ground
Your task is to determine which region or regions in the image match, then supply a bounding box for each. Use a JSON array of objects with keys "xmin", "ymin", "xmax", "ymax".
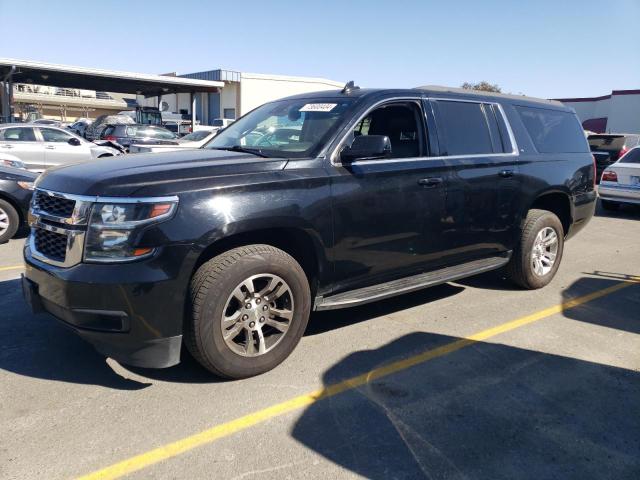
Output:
[{"xmin": 1, "ymin": 205, "xmax": 639, "ymax": 480}]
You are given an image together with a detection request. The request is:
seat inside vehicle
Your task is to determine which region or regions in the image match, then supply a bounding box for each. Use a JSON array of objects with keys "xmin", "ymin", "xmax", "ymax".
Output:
[{"xmin": 367, "ymin": 105, "xmax": 421, "ymax": 158}]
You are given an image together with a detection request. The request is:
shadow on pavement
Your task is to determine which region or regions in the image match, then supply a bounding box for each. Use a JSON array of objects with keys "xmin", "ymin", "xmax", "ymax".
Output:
[
  {"xmin": 306, "ymin": 283, "xmax": 465, "ymax": 336},
  {"xmin": 0, "ymin": 278, "xmax": 150, "ymax": 390},
  {"xmin": 292, "ymin": 333, "xmax": 639, "ymax": 479},
  {"xmin": 561, "ymin": 271, "xmax": 640, "ymax": 335},
  {"xmin": 292, "ymin": 275, "xmax": 640, "ymax": 479},
  {"xmin": 594, "ymin": 202, "xmax": 639, "ymax": 220}
]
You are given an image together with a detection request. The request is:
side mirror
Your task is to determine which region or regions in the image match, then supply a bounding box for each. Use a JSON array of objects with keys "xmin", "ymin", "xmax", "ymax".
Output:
[
  {"xmin": 68, "ymin": 137, "xmax": 81, "ymax": 146},
  {"xmin": 341, "ymin": 135, "xmax": 392, "ymax": 162}
]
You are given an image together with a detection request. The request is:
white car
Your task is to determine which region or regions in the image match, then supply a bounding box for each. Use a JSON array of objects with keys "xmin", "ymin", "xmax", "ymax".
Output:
[
  {"xmin": 598, "ymin": 146, "xmax": 640, "ymax": 210},
  {"xmin": 0, "ymin": 124, "xmax": 121, "ymax": 172},
  {"xmin": 129, "ymin": 128, "xmax": 218, "ymax": 153}
]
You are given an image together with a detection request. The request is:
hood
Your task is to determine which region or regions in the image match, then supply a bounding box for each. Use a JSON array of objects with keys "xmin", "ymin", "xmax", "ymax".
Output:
[{"xmin": 36, "ymin": 149, "xmax": 288, "ymax": 197}]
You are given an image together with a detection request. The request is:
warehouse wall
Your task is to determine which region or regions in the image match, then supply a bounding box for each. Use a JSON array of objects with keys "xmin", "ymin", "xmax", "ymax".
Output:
[{"xmin": 239, "ymin": 73, "xmax": 343, "ymax": 116}]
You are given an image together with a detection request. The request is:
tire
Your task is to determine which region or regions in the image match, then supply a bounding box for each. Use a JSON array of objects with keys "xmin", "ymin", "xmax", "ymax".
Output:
[
  {"xmin": 185, "ymin": 244, "xmax": 311, "ymax": 379},
  {"xmin": 0, "ymin": 199, "xmax": 19, "ymax": 243},
  {"xmin": 506, "ymin": 209, "xmax": 564, "ymax": 290},
  {"xmin": 601, "ymin": 200, "xmax": 619, "ymax": 211}
]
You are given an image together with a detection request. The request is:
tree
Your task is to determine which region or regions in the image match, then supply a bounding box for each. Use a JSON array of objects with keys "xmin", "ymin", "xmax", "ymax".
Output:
[{"xmin": 461, "ymin": 81, "xmax": 502, "ymax": 93}]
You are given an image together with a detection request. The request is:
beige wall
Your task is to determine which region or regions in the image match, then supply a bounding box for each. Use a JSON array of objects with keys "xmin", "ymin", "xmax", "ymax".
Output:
[
  {"xmin": 239, "ymin": 73, "xmax": 343, "ymax": 115},
  {"xmin": 562, "ymin": 93, "xmax": 640, "ymax": 134}
]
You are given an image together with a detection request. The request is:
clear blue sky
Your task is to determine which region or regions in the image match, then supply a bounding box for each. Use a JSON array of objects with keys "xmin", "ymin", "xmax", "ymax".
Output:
[{"xmin": 0, "ymin": 0, "xmax": 638, "ymax": 99}]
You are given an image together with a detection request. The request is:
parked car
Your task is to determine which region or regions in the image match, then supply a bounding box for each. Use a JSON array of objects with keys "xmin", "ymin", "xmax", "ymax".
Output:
[
  {"xmin": 588, "ymin": 134, "xmax": 640, "ymax": 183},
  {"xmin": 129, "ymin": 128, "xmax": 217, "ymax": 153},
  {"xmin": 84, "ymin": 114, "xmax": 134, "ymax": 141},
  {"xmin": 0, "ymin": 124, "xmax": 121, "ymax": 171},
  {"xmin": 99, "ymin": 124, "xmax": 178, "ymax": 152},
  {"xmin": 598, "ymin": 146, "xmax": 640, "ymax": 210},
  {"xmin": 23, "ymin": 86, "xmax": 596, "ymax": 379},
  {"xmin": 0, "ymin": 164, "xmax": 37, "ymax": 242},
  {"xmin": 68, "ymin": 118, "xmax": 93, "ymax": 138}
]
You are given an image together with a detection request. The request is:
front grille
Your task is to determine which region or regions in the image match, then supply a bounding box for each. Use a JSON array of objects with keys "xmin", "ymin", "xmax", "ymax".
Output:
[
  {"xmin": 34, "ymin": 191, "xmax": 76, "ymax": 217},
  {"xmin": 34, "ymin": 229, "xmax": 67, "ymax": 262}
]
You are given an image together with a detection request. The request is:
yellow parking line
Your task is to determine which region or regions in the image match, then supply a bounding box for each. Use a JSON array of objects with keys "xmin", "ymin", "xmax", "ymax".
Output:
[
  {"xmin": 0, "ymin": 265, "xmax": 23, "ymax": 272},
  {"xmin": 77, "ymin": 276, "xmax": 640, "ymax": 480}
]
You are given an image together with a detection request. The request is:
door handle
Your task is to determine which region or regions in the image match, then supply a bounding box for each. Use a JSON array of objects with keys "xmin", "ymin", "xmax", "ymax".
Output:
[
  {"xmin": 499, "ymin": 169, "xmax": 514, "ymax": 178},
  {"xmin": 418, "ymin": 177, "xmax": 443, "ymax": 187},
  {"xmin": 45, "ymin": 146, "xmax": 56, "ymax": 150}
]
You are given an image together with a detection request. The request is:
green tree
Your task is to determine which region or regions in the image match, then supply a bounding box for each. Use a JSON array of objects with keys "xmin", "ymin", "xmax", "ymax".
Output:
[{"xmin": 461, "ymin": 81, "xmax": 502, "ymax": 93}]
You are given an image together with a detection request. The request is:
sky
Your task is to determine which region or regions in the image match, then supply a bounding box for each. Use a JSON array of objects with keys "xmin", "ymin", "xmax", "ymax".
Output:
[{"xmin": 0, "ymin": 0, "xmax": 638, "ymax": 99}]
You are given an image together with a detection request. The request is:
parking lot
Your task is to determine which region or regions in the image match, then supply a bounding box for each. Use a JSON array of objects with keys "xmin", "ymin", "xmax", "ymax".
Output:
[{"xmin": 1, "ymin": 205, "xmax": 639, "ymax": 480}]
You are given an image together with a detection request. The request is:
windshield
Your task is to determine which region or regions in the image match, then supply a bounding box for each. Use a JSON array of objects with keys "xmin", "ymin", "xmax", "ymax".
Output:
[
  {"xmin": 205, "ymin": 98, "xmax": 356, "ymax": 158},
  {"xmin": 180, "ymin": 130, "xmax": 212, "ymax": 142}
]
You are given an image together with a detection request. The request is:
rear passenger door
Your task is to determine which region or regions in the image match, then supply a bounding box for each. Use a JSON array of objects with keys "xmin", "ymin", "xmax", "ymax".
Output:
[
  {"xmin": 429, "ymin": 98, "xmax": 521, "ymax": 262},
  {"xmin": 0, "ymin": 126, "xmax": 45, "ymax": 171}
]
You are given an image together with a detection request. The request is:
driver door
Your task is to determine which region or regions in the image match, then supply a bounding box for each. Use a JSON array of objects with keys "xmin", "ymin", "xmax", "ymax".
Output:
[
  {"xmin": 327, "ymin": 98, "xmax": 448, "ymax": 292},
  {"xmin": 37, "ymin": 127, "xmax": 90, "ymax": 168}
]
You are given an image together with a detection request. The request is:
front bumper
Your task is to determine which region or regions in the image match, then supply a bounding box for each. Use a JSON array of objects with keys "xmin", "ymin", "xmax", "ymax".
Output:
[
  {"xmin": 23, "ymin": 244, "xmax": 193, "ymax": 368},
  {"xmin": 598, "ymin": 183, "xmax": 640, "ymax": 205}
]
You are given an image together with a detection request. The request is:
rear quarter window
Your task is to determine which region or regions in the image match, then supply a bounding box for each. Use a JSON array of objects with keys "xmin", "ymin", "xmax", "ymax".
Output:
[
  {"xmin": 620, "ymin": 148, "xmax": 640, "ymax": 164},
  {"xmin": 516, "ymin": 106, "xmax": 588, "ymax": 153}
]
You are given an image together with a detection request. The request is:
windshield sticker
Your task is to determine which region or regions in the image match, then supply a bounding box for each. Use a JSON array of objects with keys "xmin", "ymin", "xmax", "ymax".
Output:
[{"xmin": 299, "ymin": 103, "xmax": 337, "ymax": 112}]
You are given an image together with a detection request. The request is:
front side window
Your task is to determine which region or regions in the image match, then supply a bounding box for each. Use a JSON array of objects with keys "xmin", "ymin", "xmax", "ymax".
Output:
[
  {"xmin": 0, "ymin": 127, "xmax": 37, "ymax": 142},
  {"xmin": 40, "ymin": 128, "xmax": 74, "ymax": 143},
  {"xmin": 435, "ymin": 100, "xmax": 494, "ymax": 156},
  {"xmin": 350, "ymin": 102, "xmax": 424, "ymax": 158},
  {"xmin": 206, "ymin": 98, "xmax": 356, "ymax": 158}
]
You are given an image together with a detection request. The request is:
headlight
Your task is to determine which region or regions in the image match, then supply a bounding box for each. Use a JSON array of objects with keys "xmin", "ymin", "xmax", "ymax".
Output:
[
  {"xmin": 84, "ymin": 198, "xmax": 178, "ymax": 262},
  {"xmin": 2, "ymin": 159, "xmax": 26, "ymax": 169},
  {"xmin": 17, "ymin": 181, "xmax": 35, "ymax": 190}
]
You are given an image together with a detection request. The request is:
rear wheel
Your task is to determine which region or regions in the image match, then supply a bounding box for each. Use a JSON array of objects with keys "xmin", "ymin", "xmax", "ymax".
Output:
[
  {"xmin": 0, "ymin": 199, "xmax": 19, "ymax": 243},
  {"xmin": 600, "ymin": 200, "xmax": 619, "ymax": 211},
  {"xmin": 506, "ymin": 209, "xmax": 564, "ymax": 289},
  {"xmin": 185, "ymin": 244, "xmax": 311, "ymax": 379}
]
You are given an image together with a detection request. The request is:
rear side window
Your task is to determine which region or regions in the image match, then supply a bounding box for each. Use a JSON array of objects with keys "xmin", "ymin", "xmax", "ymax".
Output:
[
  {"xmin": 620, "ymin": 148, "xmax": 640, "ymax": 164},
  {"xmin": 517, "ymin": 106, "xmax": 588, "ymax": 153},
  {"xmin": 0, "ymin": 127, "xmax": 36, "ymax": 141},
  {"xmin": 434, "ymin": 101, "xmax": 494, "ymax": 155}
]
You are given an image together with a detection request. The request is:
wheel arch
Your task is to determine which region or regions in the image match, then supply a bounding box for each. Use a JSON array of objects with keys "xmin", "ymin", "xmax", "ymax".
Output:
[
  {"xmin": 526, "ymin": 190, "xmax": 572, "ymax": 236},
  {"xmin": 0, "ymin": 192, "xmax": 24, "ymax": 224}
]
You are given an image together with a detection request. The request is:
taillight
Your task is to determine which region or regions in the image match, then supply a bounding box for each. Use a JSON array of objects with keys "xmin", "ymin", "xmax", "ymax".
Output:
[
  {"xmin": 592, "ymin": 155, "xmax": 597, "ymax": 188},
  {"xmin": 616, "ymin": 146, "xmax": 629, "ymax": 160},
  {"xmin": 104, "ymin": 135, "xmax": 117, "ymax": 141},
  {"xmin": 602, "ymin": 170, "xmax": 618, "ymax": 182}
]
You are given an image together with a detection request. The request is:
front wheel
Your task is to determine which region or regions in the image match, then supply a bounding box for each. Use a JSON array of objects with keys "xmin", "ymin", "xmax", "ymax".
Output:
[
  {"xmin": 0, "ymin": 199, "xmax": 19, "ymax": 243},
  {"xmin": 506, "ymin": 209, "xmax": 564, "ymax": 289},
  {"xmin": 185, "ymin": 244, "xmax": 311, "ymax": 379}
]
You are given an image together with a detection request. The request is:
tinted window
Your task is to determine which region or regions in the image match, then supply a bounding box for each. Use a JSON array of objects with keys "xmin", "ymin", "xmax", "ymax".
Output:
[
  {"xmin": 619, "ymin": 148, "xmax": 640, "ymax": 164},
  {"xmin": 0, "ymin": 127, "xmax": 36, "ymax": 141},
  {"xmin": 517, "ymin": 106, "xmax": 588, "ymax": 153},
  {"xmin": 40, "ymin": 128, "xmax": 73, "ymax": 142},
  {"xmin": 436, "ymin": 101, "xmax": 494, "ymax": 155},
  {"xmin": 126, "ymin": 126, "xmax": 175, "ymax": 139}
]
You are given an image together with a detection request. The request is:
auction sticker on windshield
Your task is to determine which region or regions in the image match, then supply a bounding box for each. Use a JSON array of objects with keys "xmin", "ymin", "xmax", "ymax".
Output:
[{"xmin": 299, "ymin": 103, "xmax": 337, "ymax": 112}]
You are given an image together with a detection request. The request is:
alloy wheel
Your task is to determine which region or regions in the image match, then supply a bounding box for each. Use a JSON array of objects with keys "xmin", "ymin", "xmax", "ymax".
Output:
[
  {"xmin": 531, "ymin": 226, "xmax": 558, "ymax": 276},
  {"xmin": 220, "ymin": 273, "xmax": 294, "ymax": 357}
]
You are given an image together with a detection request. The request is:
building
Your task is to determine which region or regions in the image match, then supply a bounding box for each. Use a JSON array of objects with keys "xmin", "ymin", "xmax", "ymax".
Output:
[
  {"xmin": 139, "ymin": 69, "xmax": 344, "ymax": 125},
  {"xmin": 555, "ymin": 89, "xmax": 640, "ymax": 134}
]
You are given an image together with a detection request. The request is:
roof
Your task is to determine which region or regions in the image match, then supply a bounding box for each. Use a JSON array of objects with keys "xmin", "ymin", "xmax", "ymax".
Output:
[
  {"xmin": 416, "ymin": 85, "xmax": 565, "ymax": 107},
  {"xmin": 0, "ymin": 58, "xmax": 223, "ymax": 97},
  {"xmin": 277, "ymin": 86, "xmax": 569, "ymax": 110},
  {"xmin": 554, "ymin": 89, "xmax": 640, "ymax": 103}
]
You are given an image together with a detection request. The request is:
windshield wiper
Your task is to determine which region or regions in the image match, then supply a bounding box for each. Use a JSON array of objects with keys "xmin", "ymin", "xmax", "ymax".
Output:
[{"xmin": 209, "ymin": 145, "xmax": 270, "ymax": 158}]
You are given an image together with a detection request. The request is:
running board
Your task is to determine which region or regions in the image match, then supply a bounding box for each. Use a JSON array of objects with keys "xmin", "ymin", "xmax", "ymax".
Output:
[{"xmin": 314, "ymin": 253, "xmax": 511, "ymax": 311}]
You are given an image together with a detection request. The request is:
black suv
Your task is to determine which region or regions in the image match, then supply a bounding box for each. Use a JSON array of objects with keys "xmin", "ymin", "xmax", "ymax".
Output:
[
  {"xmin": 100, "ymin": 124, "xmax": 178, "ymax": 151},
  {"xmin": 22, "ymin": 86, "xmax": 596, "ymax": 378}
]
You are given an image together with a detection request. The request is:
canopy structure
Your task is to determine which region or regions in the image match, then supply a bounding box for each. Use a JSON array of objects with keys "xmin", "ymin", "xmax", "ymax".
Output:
[{"xmin": 0, "ymin": 58, "xmax": 224, "ymax": 125}]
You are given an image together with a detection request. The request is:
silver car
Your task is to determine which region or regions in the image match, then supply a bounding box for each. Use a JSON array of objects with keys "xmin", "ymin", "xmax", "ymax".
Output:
[
  {"xmin": 598, "ymin": 146, "xmax": 640, "ymax": 210},
  {"xmin": 0, "ymin": 124, "xmax": 121, "ymax": 172}
]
